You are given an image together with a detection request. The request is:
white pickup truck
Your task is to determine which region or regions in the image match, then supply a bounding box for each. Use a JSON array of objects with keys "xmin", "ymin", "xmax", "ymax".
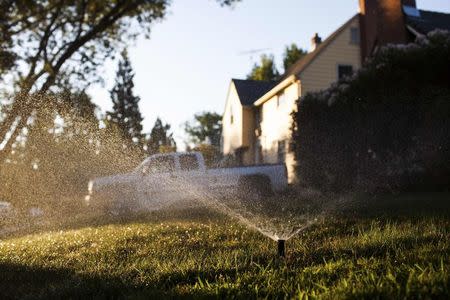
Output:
[{"xmin": 86, "ymin": 152, "xmax": 287, "ymax": 213}]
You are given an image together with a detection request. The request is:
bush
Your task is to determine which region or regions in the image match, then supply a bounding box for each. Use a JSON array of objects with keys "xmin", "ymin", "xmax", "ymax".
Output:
[{"xmin": 291, "ymin": 30, "xmax": 450, "ymax": 193}]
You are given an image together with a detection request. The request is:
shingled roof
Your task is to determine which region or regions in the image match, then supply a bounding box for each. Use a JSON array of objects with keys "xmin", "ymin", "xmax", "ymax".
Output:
[
  {"xmin": 232, "ymin": 79, "xmax": 277, "ymax": 106},
  {"xmin": 406, "ymin": 9, "xmax": 450, "ymax": 34}
]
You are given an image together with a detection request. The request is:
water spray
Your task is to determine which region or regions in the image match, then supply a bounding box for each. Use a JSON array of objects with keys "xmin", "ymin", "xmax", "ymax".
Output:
[{"xmin": 277, "ymin": 239, "xmax": 285, "ymax": 257}]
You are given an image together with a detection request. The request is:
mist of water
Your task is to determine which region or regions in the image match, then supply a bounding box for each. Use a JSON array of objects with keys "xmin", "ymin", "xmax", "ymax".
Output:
[
  {"xmin": 176, "ymin": 182, "xmax": 319, "ymax": 241},
  {"xmin": 0, "ymin": 95, "xmax": 357, "ymax": 243}
]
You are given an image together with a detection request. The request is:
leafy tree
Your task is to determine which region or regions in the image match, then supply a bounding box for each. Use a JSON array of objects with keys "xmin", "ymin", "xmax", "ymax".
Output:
[
  {"xmin": 0, "ymin": 89, "xmax": 145, "ymax": 211},
  {"xmin": 0, "ymin": 3, "xmax": 16, "ymax": 74},
  {"xmin": 146, "ymin": 117, "xmax": 176, "ymax": 155},
  {"xmin": 107, "ymin": 50, "xmax": 144, "ymax": 148},
  {"xmin": 2, "ymin": 89, "xmax": 98, "ymax": 209},
  {"xmin": 0, "ymin": 0, "xmax": 240, "ymax": 162},
  {"xmin": 184, "ymin": 111, "xmax": 222, "ymax": 147},
  {"xmin": 283, "ymin": 43, "xmax": 307, "ymax": 71},
  {"xmin": 191, "ymin": 144, "xmax": 222, "ymax": 167},
  {"xmin": 57, "ymin": 88, "xmax": 98, "ymax": 125},
  {"xmin": 247, "ymin": 54, "xmax": 279, "ymax": 81}
]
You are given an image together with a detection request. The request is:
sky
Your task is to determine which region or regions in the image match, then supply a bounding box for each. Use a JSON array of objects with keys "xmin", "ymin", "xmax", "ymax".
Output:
[{"xmin": 87, "ymin": 0, "xmax": 450, "ymax": 148}]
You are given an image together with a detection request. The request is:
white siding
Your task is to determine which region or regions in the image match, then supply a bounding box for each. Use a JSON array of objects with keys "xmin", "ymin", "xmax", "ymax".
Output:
[
  {"xmin": 222, "ymin": 83, "xmax": 243, "ymax": 155},
  {"xmin": 258, "ymin": 82, "xmax": 300, "ymax": 182}
]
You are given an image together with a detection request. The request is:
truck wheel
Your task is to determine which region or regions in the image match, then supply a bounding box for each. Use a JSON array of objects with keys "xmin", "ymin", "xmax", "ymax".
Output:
[
  {"xmin": 238, "ymin": 175, "xmax": 273, "ymax": 201},
  {"xmin": 104, "ymin": 198, "xmax": 128, "ymax": 217},
  {"xmin": 104, "ymin": 186, "xmax": 135, "ymax": 216}
]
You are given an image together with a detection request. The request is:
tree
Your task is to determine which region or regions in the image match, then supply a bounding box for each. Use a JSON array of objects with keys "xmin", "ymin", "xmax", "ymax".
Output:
[
  {"xmin": 57, "ymin": 88, "xmax": 98, "ymax": 125},
  {"xmin": 145, "ymin": 117, "xmax": 176, "ymax": 155},
  {"xmin": 0, "ymin": 2, "xmax": 16, "ymax": 75},
  {"xmin": 283, "ymin": 43, "xmax": 307, "ymax": 71},
  {"xmin": 247, "ymin": 54, "xmax": 279, "ymax": 81},
  {"xmin": 191, "ymin": 143, "xmax": 222, "ymax": 167},
  {"xmin": 1, "ymin": 89, "xmax": 101, "ymax": 210},
  {"xmin": 184, "ymin": 111, "xmax": 222, "ymax": 147},
  {"xmin": 0, "ymin": 0, "xmax": 240, "ymax": 162},
  {"xmin": 107, "ymin": 50, "xmax": 144, "ymax": 148}
]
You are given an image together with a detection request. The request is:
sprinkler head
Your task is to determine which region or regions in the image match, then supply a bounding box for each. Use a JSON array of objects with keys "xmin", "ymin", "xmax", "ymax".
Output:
[{"xmin": 277, "ymin": 239, "xmax": 285, "ymax": 257}]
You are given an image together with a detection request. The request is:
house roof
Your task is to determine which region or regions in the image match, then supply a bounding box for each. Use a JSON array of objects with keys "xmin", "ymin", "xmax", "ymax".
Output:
[
  {"xmin": 231, "ymin": 79, "xmax": 277, "ymax": 106},
  {"xmin": 280, "ymin": 14, "xmax": 360, "ymax": 80},
  {"xmin": 405, "ymin": 9, "xmax": 450, "ymax": 34},
  {"xmin": 235, "ymin": 7, "xmax": 450, "ymax": 109}
]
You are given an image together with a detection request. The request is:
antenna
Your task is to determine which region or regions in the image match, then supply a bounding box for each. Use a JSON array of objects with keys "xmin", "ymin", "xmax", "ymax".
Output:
[
  {"xmin": 237, "ymin": 48, "xmax": 272, "ymax": 56},
  {"xmin": 237, "ymin": 48, "xmax": 272, "ymax": 61}
]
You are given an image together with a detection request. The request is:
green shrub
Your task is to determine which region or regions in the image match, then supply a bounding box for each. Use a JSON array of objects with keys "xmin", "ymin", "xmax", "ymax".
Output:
[{"xmin": 292, "ymin": 30, "xmax": 450, "ymax": 193}]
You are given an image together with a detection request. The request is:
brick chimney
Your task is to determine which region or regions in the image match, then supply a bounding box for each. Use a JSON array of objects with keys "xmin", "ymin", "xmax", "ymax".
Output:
[
  {"xmin": 359, "ymin": 0, "xmax": 415, "ymax": 61},
  {"xmin": 310, "ymin": 33, "xmax": 322, "ymax": 52}
]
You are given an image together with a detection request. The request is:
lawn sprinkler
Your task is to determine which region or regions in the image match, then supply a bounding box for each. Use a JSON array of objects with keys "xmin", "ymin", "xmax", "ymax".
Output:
[{"xmin": 277, "ymin": 239, "xmax": 285, "ymax": 257}]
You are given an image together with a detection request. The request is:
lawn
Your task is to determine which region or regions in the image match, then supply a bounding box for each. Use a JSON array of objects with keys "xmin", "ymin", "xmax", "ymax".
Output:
[{"xmin": 0, "ymin": 193, "xmax": 449, "ymax": 299}]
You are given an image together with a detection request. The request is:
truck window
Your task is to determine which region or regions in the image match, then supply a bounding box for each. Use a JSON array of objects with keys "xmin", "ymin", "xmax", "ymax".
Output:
[
  {"xmin": 179, "ymin": 154, "xmax": 199, "ymax": 171},
  {"xmin": 143, "ymin": 156, "xmax": 175, "ymax": 174}
]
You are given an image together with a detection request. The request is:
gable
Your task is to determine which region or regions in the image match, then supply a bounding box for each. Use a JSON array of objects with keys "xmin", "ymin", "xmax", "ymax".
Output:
[
  {"xmin": 281, "ymin": 14, "xmax": 360, "ymax": 81},
  {"xmin": 299, "ymin": 16, "xmax": 361, "ymax": 94},
  {"xmin": 222, "ymin": 81, "xmax": 260, "ymax": 154},
  {"xmin": 222, "ymin": 82, "xmax": 241, "ymax": 125},
  {"xmin": 253, "ymin": 14, "xmax": 361, "ymax": 105}
]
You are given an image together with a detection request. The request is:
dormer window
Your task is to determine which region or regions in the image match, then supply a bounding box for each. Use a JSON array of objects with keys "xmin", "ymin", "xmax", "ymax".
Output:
[
  {"xmin": 277, "ymin": 91, "xmax": 286, "ymax": 107},
  {"xmin": 230, "ymin": 106, "xmax": 234, "ymax": 124},
  {"xmin": 350, "ymin": 27, "xmax": 360, "ymax": 45}
]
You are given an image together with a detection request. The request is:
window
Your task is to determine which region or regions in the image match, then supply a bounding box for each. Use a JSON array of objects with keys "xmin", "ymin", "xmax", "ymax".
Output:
[
  {"xmin": 230, "ymin": 106, "xmax": 234, "ymax": 124},
  {"xmin": 143, "ymin": 156, "xmax": 175, "ymax": 174},
  {"xmin": 277, "ymin": 92, "xmax": 286, "ymax": 107},
  {"xmin": 277, "ymin": 140, "xmax": 286, "ymax": 163},
  {"xmin": 338, "ymin": 65, "xmax": 353, "ymax": 80},
  {"xmin": 179, "ymin": 154, "xmax": 199, "ymax": 171},
  {"xmin": 350, "ymin": 27, "xmax": 360, "ymax": 45}
]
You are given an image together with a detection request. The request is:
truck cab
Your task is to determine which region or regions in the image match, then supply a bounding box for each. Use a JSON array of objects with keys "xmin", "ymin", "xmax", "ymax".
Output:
[
  {"xmin": 134, "ymin": 152, "xmax": 208, "ymax": 208},
  {"xmin": 136, "ymin": 152, "xmax": 206, "ymax": 175}
]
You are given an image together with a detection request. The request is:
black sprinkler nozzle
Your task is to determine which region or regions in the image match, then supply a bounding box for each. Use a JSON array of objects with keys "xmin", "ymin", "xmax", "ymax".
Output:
[{"xmin": 277, "ymin": 239, "xmax": 285, "ymax": 257}]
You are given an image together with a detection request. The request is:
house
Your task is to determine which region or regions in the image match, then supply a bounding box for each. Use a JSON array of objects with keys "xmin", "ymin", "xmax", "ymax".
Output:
[
  {"xmin": 221, "ymin": 79, "xmax": 276, "ymax": 165},
  {"xmin": 221, "ymin": 0, "xmax": 450, "ymax": 182}
]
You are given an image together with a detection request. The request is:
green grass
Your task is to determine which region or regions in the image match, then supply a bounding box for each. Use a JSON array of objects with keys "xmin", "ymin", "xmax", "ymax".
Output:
[{"xmin": 0, "ymin": 194, "xmax": 449, "ymax": 299}]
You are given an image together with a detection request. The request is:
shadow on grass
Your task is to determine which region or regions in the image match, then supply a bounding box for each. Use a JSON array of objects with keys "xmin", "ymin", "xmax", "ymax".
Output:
[
  {"xmin": 0, "ymin": 262, "xmax": 180, "ymax": 299},
  {"xmin": 0, "ymin": 262, "xmax": 136, "ymax": 299},
  {"xmin": 331, "ymin": 191, "xmax": 450, "ymax": 219},
  {"xmin": 289, "ymin": 233, "xmax": 448, "ymax": 266},
  {"xmin": 0, "ymin": 261, "xmax": 247, "ymax": 299}
]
